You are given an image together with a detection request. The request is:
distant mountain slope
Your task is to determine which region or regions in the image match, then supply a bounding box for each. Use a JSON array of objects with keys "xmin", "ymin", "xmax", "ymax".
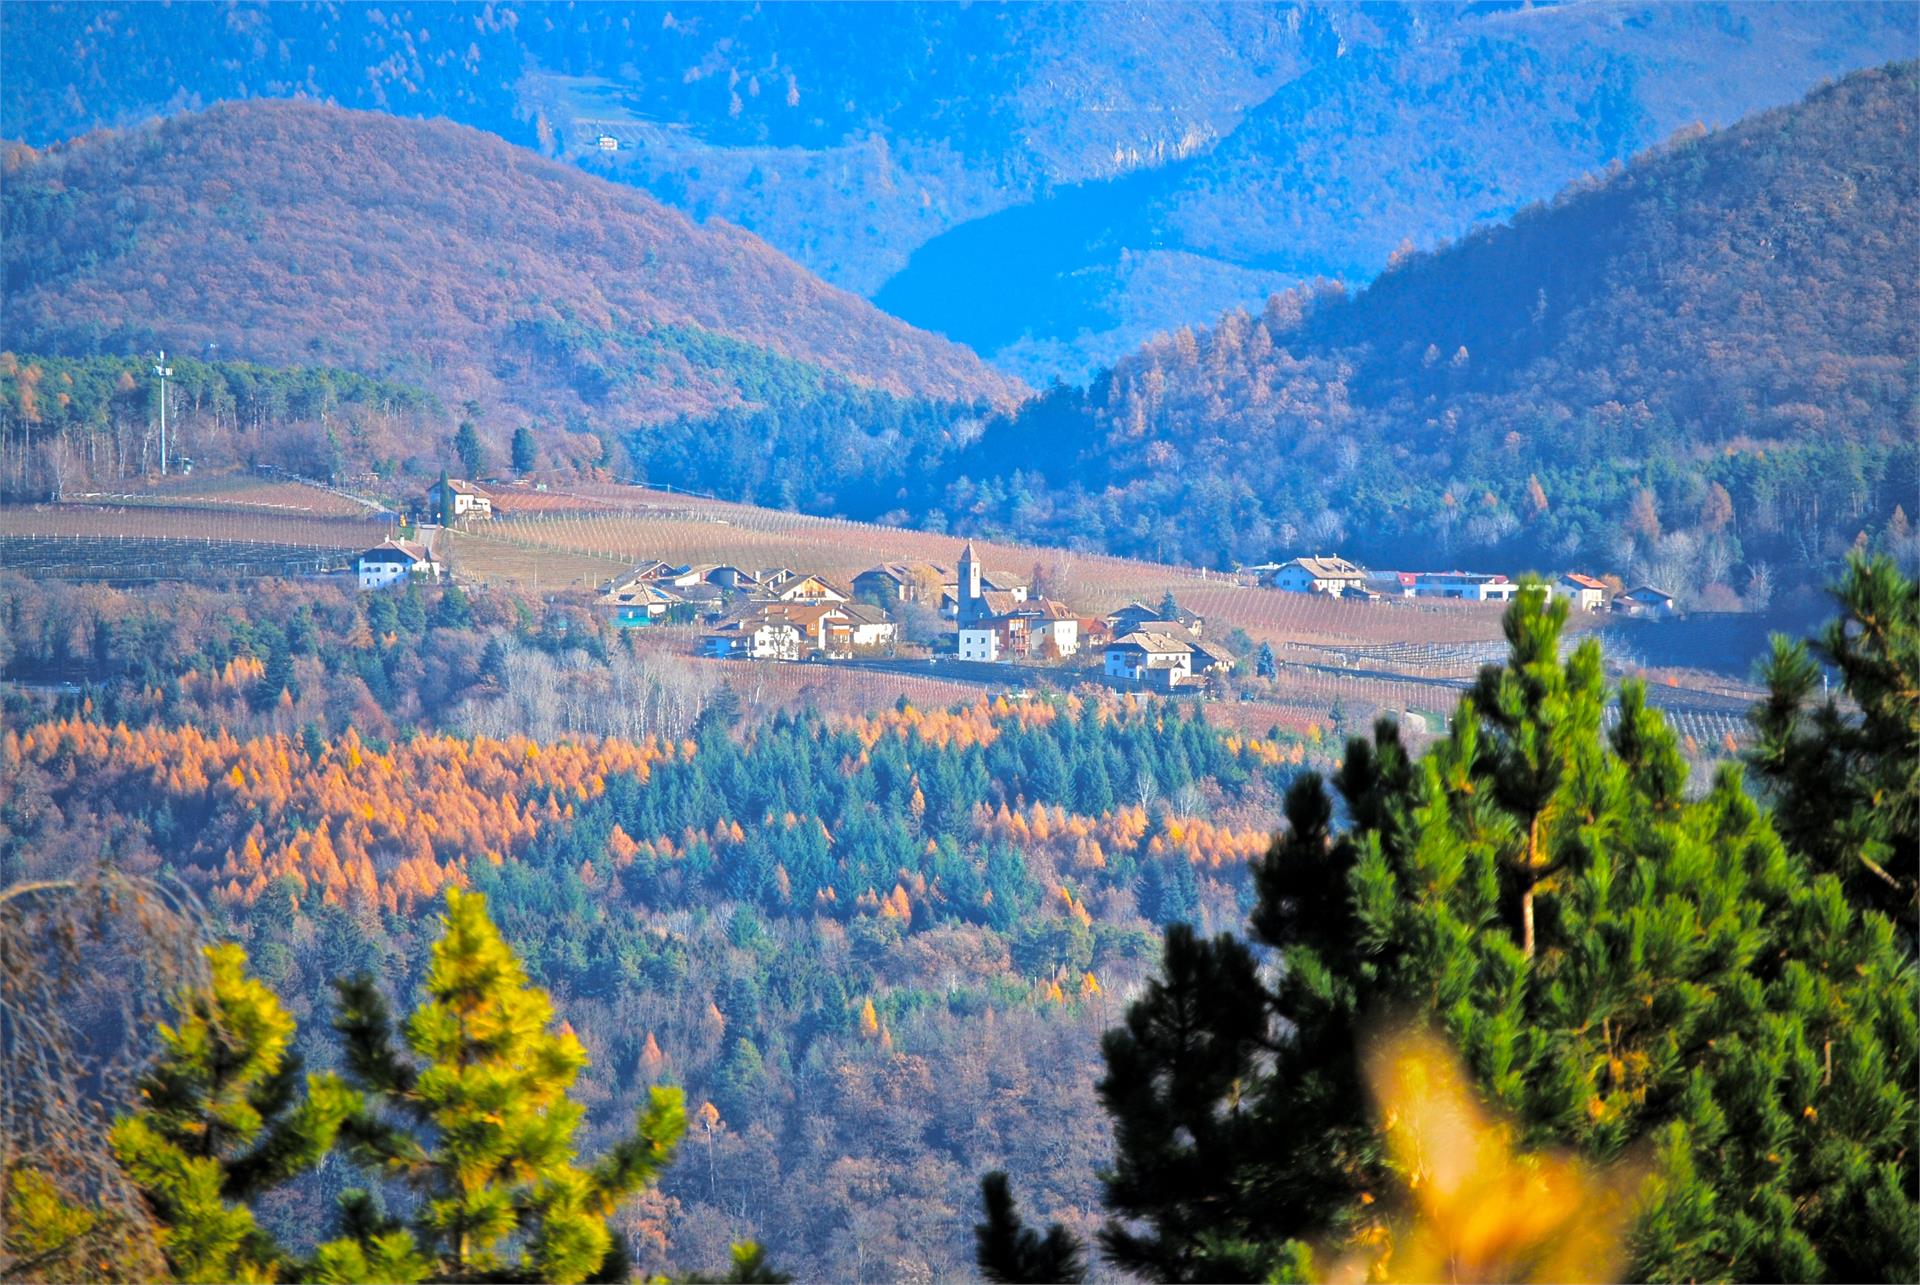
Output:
[
  {"xmin": 941, "ymin": 63, "xmax": 1919, "ymax": 601},
  {"xmin": 1, "ymin": 100, "xmax": 1022, "ymax": 467},
  {"xmin": 0, "ymin": 1, "xmax": 1330, "ymax": 293},
  {"xmin": 9, "ymin": 3, "xmax": 1912, "ymax": 386},
  {"xmin": 877, "ymin": 2, "xmax": 1919, "ymax": 380}
]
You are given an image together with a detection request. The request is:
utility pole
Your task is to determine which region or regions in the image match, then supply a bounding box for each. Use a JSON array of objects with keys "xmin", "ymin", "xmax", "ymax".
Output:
[{"xmin": 153, "ymin": 350, "xmax": 173, "ymax": 475}]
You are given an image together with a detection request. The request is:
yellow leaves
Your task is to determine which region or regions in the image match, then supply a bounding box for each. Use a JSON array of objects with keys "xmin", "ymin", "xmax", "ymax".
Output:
[
  {"xmin": 606, "ymin": 825, "xmax": 640, "ymax": 867},
  {"xmin": 1078, "ymin": 971, "xmax": 1101, "ymax": 998},
  {"xmin": 858, "ymin": 998, "xmax": 882, "ymax": 1040},
  {"xmin": 696, "ymin": 1101, "xmax": 721, "ymax": 1133},
  {"xmin": 1327, "ymin": 1027, "xmax": 1644, "ymax": 1285}
]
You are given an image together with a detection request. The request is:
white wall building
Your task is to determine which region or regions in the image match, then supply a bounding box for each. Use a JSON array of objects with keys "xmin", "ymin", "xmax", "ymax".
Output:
[
  {"xmin": 1270, "ymin": 556, "xmax": 1368, "ymax": 595},
  {"xmin": 1412, "ymin": 571, "xmax": 1524, "ymax": 602},
  {"xmin": 1558, "ymin": 573, "xmax": 1609, "ymax": 611},
  {"xmin": 355, "ymin": 538, "xmax": 440, "ymax": 589},
  {"xmin": 958, "ymin": 626, "xmax": 1002, "ymax": 662},
  {"xmin": 1104, "ymin": 632, "xmax": 1193, "ymax": 684}
]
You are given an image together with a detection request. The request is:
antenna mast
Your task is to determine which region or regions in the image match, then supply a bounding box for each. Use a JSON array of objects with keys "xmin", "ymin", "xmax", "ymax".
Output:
[{"xmin": 153, "ymin": 350, "xmax": 174, "ymax": 475}]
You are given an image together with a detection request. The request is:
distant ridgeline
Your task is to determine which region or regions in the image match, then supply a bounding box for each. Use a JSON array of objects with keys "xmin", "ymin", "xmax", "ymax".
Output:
[
  {"xmin": 0, "ymin": 97, "xmax": 1022, "ymax": 477},
  {"xmin": 913, "ymin": 64, "xmax": 1920, "ymax": 597},
  {"xmin": 0, "ymin": 352, "xmax": 438, "ymax": 497}
]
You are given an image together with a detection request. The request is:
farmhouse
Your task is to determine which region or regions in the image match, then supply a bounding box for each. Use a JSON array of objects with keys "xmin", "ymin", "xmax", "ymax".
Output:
[
  {"xmin": 1104, "ymin": 631, "xmax": 1194, "ymax": 688},
  {"xmin": 424, "ymin": 477, "xmax": 492, "ymax": 522},
  {"xmin": 1558, "ymin": 573, "xmax": 1610, "ymax": 612},
  {"xmin": 355, "ymin": 538, "xmax": 440, "ymax": 589},
  {"xmin": 1614, "ymin": 585, "xmax": 1679, "ymax": 619},
  {"xmin": 1269, "ymin": 556, "xmax": 1367, "ymax": 595}
]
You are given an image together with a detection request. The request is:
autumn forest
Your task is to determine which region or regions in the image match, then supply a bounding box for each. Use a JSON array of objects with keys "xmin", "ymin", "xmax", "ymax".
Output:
[{"xmin": 2, "ymin": 7, "xmax": 1917, "ymax": 1285}]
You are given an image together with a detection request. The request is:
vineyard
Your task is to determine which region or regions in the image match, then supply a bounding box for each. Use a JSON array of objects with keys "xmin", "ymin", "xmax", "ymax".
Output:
[
  {"xmin": 67, "ymin": 472, "xmax": 383, "ymax": 518},
  {"xmin": 0, "ymin": 501, "xmax": 393, "ymax": 582},
  {"xmin": 0, "ymin": 535, "xmax": 354, "ymax": 581},
  {"xmin": 0, "ymin": 503, "xmax": 391, "ymax": 547}
]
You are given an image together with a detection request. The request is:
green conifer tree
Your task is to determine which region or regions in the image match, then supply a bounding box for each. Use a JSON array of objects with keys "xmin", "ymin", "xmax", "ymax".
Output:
[
  {"xmin": 975, "ymin": 1172, "xmax": 1086, "ymax": 1284},
  {"xmin": 454, "ymin": 423, "xmax": 485, "ymax": 480},
  {"xmin": 1070, "ymin": 584, "xmax": 1917, "ymax": 1282},
  {"xmin": 317, "ymin": 888, "xmax": 687, "ymax": 1285},
  {"xmin": 109, "ymin": 944, "xmax": 354, "ymax": 1284},
  {"xmin": 512, "ymin": 426, "xmax": 538, "ymax": 476},
  {"xmin": 1750, "ymin": 552, "xmax": 1918, "ymax": 922}
]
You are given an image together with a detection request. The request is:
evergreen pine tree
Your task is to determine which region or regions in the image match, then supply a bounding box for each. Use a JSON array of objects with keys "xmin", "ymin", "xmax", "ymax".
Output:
[
  {"xmin": 1750, "ymin": 552, "xmax": 1918, "ymax": 922},
  {"xmin": 433, "ymin": 583, "xmax": 472, "ymax": 629},
  {"xmin": 1074, "ymin": 584, "xmax": 1917, "ymax": 1282},
  {"xmin": 454, "ymin": 423, "xmax": 485, "ymax": 479},
  {"xmin": 1256, "ymin": 642, "xmax": 1276, "ymax": 679},
  {"xmin": 511, "ymin": 426, "xmax": 538, "ymax": 476},
  {"xmin": 318, "ymin": 889, "xmax": 687, "ymax": 1284},
  {"xmin": 110, "ymin": 944, "xmax": 354, "ymax": 1284},
  {"xmin": 975, "ymin": 1172, "xmax": 1087, "ymax": 1284},
  {"xmin": 251, "ymin": 634, "xmax": 297, "ymax": 712}
]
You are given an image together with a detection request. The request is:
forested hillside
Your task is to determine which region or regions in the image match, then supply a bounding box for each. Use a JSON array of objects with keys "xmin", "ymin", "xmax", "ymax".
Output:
[
  {"xmin": 878, "ymin": 2, "xmax": 1917, "ymax": 377},
  {"xmin": 0, "ymin": 570, "xmax": 1309, "ymax": 1279},
  {"xmin": 936, "ymin": 63, "xmax": 1920, "ymax": 600},
  {"xmin": 0, "ymin": 99, "xmax": 1020, "ymax": 474},
  {"xmin": 5, "ymin": 3, "xmax": 1909, "ymax": 382}
]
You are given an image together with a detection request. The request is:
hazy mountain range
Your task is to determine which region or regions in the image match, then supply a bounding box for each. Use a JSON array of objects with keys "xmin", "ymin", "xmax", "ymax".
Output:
[{"xmin": 5, "ymin": 1, "xmax": 1913, "ymax": 381}]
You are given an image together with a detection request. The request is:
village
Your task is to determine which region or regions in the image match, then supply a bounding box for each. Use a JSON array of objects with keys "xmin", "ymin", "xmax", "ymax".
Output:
[{"xmin": 344, "ymin": 477, "xmax": 1680, "ymax": 696}]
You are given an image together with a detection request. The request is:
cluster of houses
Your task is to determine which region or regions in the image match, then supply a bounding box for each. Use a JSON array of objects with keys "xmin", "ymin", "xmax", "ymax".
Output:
[
  {"xmin": 578, "ymin": 539, "xmax": 1249, "ymax": 691},
  {"xmin": 588, "ymin": 562, "xmax": 898, "ymax": 660},
  {"xmin": 1252, "ymin": 555, "xmax": 1678, "ymax": 618}
]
